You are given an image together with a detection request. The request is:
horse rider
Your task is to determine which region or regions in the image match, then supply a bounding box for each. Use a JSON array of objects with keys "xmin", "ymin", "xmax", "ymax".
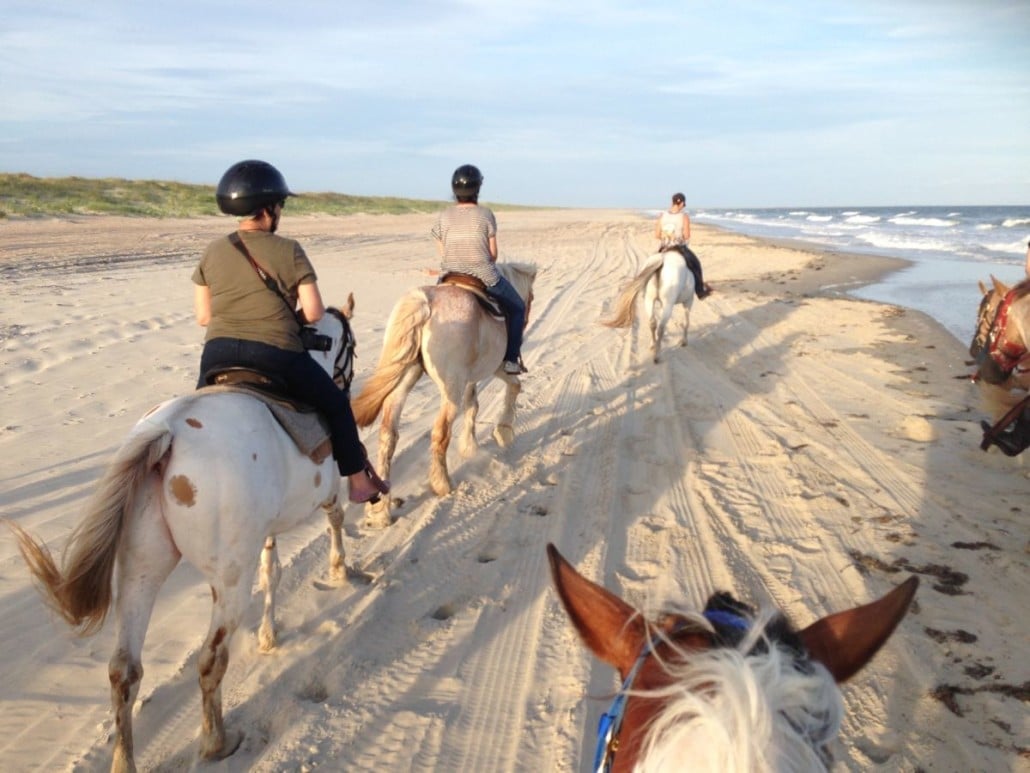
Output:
[
  {"xmin": 656, "ymin": 192, "xmax": 712, "ymax": 299},
  {"xmin": 431, "ymin": 164, "xmax": 528, "ymax": 375},
  {"xmin": 192, "ymin": 159, "xmax": 389, "ymax": 503}
]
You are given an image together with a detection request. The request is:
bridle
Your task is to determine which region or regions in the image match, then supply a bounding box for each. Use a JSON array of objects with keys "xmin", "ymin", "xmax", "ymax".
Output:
[
  {"xmin": 325, "ymin": 307, "xmax": 357, "ymax": 392},
  {"xmin": 973, "ymin": 287, "xmax": 1028, "ymax": 381},
  {"xmin": 593, "ymin": 610, "xmax": 750, "ymax": 773}
]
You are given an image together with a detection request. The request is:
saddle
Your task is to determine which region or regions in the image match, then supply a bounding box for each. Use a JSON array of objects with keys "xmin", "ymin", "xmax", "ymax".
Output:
[
  {"xmin": 199, "ymin": 369, "xmax": 332, "ymax": 464},
  {"xmin": 439, "ymin": 272, "xmax": 504, "ymax": 318}
]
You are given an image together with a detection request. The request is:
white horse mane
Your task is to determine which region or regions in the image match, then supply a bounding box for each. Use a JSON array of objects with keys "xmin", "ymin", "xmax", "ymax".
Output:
[
  {"xmin": 496, "ymin": 260, "xmax": 538, "ymax": 299},
  {"xmin": 633, "ymin": 609, "xmax": 843, "ymax": 773}
]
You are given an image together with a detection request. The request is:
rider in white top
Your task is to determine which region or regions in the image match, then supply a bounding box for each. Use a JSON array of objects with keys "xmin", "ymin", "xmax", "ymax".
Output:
[{"xmin": 655, "ymin": 192, "xmax": 711, "ymax": 299}]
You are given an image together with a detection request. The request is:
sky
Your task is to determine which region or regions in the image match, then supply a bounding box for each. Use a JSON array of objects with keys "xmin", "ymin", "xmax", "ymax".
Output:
[{"xmin": 2, "ymin": 1, "xmax": 1028, "ymax": 209}]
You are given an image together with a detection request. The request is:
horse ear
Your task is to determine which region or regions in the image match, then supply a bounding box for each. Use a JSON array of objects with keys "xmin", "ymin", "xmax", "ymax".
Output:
[
  {"xmin": 799, "ymin": 576, "xmax": 918, "ymax": 683},
  {"xmin": 978, "ymin": 280, "xmax": 988, "ymax": 296},
  {"xmin": 344, "ymin": 292, "xmax": 355, "ymax": 318},
  {"xmin": 992, "ymin": 275, "xmax": 1009, "ymax": 295},
  {"xmin": 547, "ymin": 544, "xmax": 646, "ymax": 675}
]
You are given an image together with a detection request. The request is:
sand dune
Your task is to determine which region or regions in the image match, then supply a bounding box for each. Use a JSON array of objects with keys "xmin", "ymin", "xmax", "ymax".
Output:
[{"xmin": 0, "ymin": 210, "xmax": 1025, "ymax": 771}]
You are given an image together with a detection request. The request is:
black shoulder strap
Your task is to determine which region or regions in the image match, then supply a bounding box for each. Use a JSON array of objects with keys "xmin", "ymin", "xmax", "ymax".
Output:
[{"xmin": 227, "ymin": 232, "xmax": 300, "ymax": 322}]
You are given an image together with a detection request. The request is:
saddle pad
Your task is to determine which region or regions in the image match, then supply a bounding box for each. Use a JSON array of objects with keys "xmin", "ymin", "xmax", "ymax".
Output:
[
  {"xmin": 198, "ymin": 384, "xmax": 332, "ymax": 464},
  {"xmin": 439, "ymin": 274, "xmax": 504, "ymax": 317}
]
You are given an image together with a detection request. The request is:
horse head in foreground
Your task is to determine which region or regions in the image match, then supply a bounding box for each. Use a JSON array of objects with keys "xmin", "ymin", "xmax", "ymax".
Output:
[
  {"xmin": 6, "ymin": 299, "xmax": 358, "ymax": 773},
  {"xmin": 547, "ymin": 544, "xmax": 917, "ymax": 772},
  {"xmin": 970, "ymin": 276, "xmax": 1030, "ymax": 455},
  {"xmin": 603, "ymin": 251, "xmax": 695, "ymax": 363},
  {"xmin": 352, "ymin": 262, "xmax": 537, "ymax": 527}
]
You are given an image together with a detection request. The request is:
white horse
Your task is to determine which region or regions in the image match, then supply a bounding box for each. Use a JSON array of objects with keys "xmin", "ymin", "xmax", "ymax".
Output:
[
  {"xmin": 7, "ymin": 299, "xmax": 358, "ymax": 773},
  {"xmin": 603, "ymin": 250, "xmax": 696, "ymax": 363},
  {"xmin": 352, "ymin": 262, "xmax": 537, "ymax": 527}
]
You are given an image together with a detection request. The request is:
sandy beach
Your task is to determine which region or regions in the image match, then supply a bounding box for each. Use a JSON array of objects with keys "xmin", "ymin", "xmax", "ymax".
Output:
[{"xmin": 0, "ymin": 209, "xmax": 1026, "ymax": 772}]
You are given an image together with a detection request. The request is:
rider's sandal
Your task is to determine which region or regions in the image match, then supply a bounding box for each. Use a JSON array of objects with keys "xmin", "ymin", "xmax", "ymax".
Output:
[{"xmin": 350, "ymin": 462, "xmax": 391, "ymax": 504}]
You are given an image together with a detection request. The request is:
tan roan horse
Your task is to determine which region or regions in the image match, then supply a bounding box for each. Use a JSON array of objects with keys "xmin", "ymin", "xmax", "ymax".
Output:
[
  {"xmin": 548, "ymin": 543, "xmax": 918, "ymax": 773},
  {"xmin": 7, "ymin": 303, "xmax": 359, "ymax": 773},
  {"xmin": 352, "ymin": 262, "xmax": 537, "ymax": 527},
  {"xmin": 969, "ymin": 276, "xmax": 1030, "ymax": 454}
]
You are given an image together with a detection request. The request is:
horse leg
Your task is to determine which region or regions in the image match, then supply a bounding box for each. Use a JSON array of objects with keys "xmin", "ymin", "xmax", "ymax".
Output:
[
  {"xmin": 257, "ymin": 536, "xmax": 281, "ymax": 652},
  {"xmin": 652, "ymin": 300, "xmax": 667, "ymax": 363},
  {"xmin": 679, "ymin": 301, "xmax": 691, "ymax": 347},
  {"xmin": 325, "ymin": 502, "xmax": 346, "ymax": 584},
  {"xmin": 197, "ymin": 579, "xmax": 249, "ymax": 761},
  {"xmin": 430, "ymin": 396, "xmax": 459, "ymax": 496},
  {"xmin": 365, "ymin": 365, "xmax": 422, "ymax": 529},
  {"xmin": 110, "ymin": 494, "xmax": 181, "ymax": 773},
  {"xmin": 460, "ymin": 382, "xmax": 479, "ymax": 458},
  {"xmin": 644, "ymin": 278, "xmax": 661, "ymax": 361},
  {"xmin": 493, "ymin": 377, "xmax": 522, "ymax": 448}
]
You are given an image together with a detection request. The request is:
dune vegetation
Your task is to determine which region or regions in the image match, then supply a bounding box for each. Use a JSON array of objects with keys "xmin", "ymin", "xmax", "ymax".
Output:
[{"xmin": 0, "ymin": 172, "xmax": 479, "ymax": 218}]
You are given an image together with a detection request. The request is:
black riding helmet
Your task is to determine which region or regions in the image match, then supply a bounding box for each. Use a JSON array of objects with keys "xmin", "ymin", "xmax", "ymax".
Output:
[
  {"xmin": 451, "ymin": 164, "xmax": 484, "ymax": 198},
  {"xmin": 216, "ymin": 160, "xmax": 294, "ymax": 216}
]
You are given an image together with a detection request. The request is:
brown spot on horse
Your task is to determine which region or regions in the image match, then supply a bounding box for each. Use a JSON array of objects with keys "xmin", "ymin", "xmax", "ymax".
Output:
[{"xmin": 169, "ymin": 474, "xmax": 197, "ymax": 507}]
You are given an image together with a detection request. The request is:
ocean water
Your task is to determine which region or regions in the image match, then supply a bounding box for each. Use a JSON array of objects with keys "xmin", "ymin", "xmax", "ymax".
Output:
[{"xmin": 691, "ymin": 205, "xmax": 1029, "ymax": 346}]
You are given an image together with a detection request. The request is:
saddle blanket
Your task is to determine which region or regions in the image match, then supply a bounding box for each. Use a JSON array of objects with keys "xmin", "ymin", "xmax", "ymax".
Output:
[
  {"xmin": 439, "ymin": 273, "xmax": 504, "ymax": 317},
  {"xmin": 198, "ymin": 384, "xmax": 332, "ymax": 464}
]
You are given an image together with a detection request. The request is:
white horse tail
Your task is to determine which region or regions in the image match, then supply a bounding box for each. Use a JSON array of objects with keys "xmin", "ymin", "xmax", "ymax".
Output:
[
  {"xmin": 7, "ymin": 422, "xmax": 172, "ymax": 636},
  {"xmin": 352, "ymin": 288, "xmax": 430, "ymax": 427},
  {"xmin": 603, "ymin": 262, "xmax": 662, "ymax": 329}
]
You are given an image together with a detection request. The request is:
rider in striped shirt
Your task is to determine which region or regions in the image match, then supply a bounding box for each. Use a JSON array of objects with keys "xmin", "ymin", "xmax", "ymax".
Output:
[{"xmin": 432, "ymin": 165, "xmax": 527, "ymax": 375}]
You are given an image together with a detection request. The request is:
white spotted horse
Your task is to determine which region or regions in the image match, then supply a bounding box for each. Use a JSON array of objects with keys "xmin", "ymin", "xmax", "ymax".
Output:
[{"xmin": 6, "ymin": 299, "xmax": 361, "ymax": 773}]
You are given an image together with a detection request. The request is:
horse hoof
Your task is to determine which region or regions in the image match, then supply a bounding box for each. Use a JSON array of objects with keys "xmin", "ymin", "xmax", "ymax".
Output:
[
  {"xmin": 257, "ymin": 624, "xmax": 277, "ymax": 653},
  {"xmin": 362, "ymin": 505, "xmax": 392, "ymax": 529},
  {"xmin": 493, "ymin": 426, "xmax": 514, "ymax": 447},
  {"xmin": 201, "ymin": 728, "xmax": 244, "ymax": 761}
]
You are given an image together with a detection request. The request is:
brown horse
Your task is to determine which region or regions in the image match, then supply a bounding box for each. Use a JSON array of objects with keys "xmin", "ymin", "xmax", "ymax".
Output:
[
  {"xmin": 970, "ymin": 276, "xmax": 1030, "ymax": 454},
  {"xmin": 352, "ymin": 263, "xmax": 536, "ymax": 527},
  {"xmin": 547, "ymin": 544, "xmax": 917, "ymax": 772}
]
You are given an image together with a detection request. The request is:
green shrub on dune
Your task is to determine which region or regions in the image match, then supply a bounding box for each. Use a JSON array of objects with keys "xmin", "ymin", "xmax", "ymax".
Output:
[{"xmin": 0, "ymin": 172, "xmax": 505, "ymax": 218}]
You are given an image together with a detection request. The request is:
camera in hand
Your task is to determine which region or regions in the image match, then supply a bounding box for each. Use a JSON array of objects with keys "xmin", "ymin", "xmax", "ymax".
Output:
[{"xmin": 300, "ymin": 326, "xmax": 333, "ymax": 351}]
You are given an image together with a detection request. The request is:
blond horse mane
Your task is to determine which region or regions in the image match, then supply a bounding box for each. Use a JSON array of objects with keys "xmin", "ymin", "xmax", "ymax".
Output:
[{"xmin": 634, "ymin": 613, "xmax": 843, "ymax": 773}]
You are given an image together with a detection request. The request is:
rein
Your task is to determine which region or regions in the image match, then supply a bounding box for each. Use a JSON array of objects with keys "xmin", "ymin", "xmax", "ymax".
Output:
[
  {"xmin": 325, "ymin": 307, "xmax": 357, "ymax": 392},
  {"xmin": 593, "ymin": 609, "xmax": 750, "ymax": 773}
]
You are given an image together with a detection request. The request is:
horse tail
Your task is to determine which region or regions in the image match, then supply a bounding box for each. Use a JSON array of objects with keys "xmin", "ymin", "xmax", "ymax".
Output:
[
  {"xmin": 352, "ymin": 289, "xmax": 430, "ymax": 427},
  {"xmin": 602, "ymin": 262, "xmax": 661, "ymax": 329},
  {"xmin": 7, "ymin": 423, "xmax": 172, "ymax": 636}
]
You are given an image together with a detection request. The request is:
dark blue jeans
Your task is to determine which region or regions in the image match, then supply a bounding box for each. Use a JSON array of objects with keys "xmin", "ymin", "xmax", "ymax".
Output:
[
  {"xmin": 672, "ymin": 245, "xmax": 707, "ymax": 295},
  {"xmin": 197, "ymin": 337, "xmax": 365, "ymax": 475},
  {"xmin": 487, "ymin": 275, "xmax": 526, "ymax": 363}
]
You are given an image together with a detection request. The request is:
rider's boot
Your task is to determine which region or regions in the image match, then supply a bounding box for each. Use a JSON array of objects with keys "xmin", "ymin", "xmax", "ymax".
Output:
[{"xmin": 982, "ymin": 413, "xmax": 1030, "ymax": 457}]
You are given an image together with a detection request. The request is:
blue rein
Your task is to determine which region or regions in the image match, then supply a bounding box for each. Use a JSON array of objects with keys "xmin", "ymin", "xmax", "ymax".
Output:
[{"xmin": 593, "ymin": 609, "xmax": 750, "ymax": 773}]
